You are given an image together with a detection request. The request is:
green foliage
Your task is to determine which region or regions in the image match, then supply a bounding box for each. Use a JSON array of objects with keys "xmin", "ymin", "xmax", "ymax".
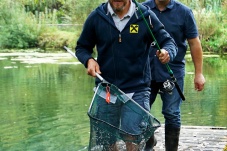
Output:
[
  {"xmin": 182, "ymin": 0, "xmax": 222, "ymax": 12},
  {"xmin": 203, "ymin": 28, "xmax": 227, "ymax": 54},
  {"xmin": 38, "ymin": 28, "xmax": 78, "ymax": 50},
  {"xmin": 203, "ymin": 57, "xmax": 226, "ymax": 67},
  {"xmin": 192, "ymin": 10, "xmax": 224, "ymax": 53},
  {"xmin": 178, "ymin": 0, "xmax": 227, "ymax": 54},
  {"xmin": 0, "ymin": 1, "xmax": 40, "ymax": 49},
  {"xmin": 61, "ymin": 0, "xmax": 105, "ymax": 24},
  {"xmin": 0, "ymin": 0, "xmax": 226, "ymax": 52},
  {"xmin": 24, "ymin": 0, "xmax": 66, "ymax": 23},
  {"xmin": 0, "ymin": 24, "xmax": 38, "ymax": 49}
]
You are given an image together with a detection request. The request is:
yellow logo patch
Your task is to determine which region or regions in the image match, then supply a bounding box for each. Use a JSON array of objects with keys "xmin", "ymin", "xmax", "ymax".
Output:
[{"xmin": 130, "ymin": 24, "xmax": 139, "ymax": 33}]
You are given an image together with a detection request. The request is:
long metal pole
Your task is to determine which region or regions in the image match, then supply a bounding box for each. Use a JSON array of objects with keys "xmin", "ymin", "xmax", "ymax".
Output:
[{"xmin": 63, "ymin": 46, "xmax": 105, "ymax": 82}]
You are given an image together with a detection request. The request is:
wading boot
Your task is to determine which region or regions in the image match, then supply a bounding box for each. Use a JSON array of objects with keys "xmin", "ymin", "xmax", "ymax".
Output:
[
  {"xmin": 144, "ymin": 135, "xmax": 157, "ymax": 151},
  {"xmin": 165, "ymin": 126, "xmax": 180, "ymax": 151}
]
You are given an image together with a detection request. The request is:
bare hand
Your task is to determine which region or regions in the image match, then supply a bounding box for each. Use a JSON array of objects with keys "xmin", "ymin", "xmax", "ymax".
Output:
[
  {"xmin": 156, "ymin": 49, "xmax": 170, "ymax": 64},
  {"xmin": 194, "ymin": 73, "xmax": 205, "ymax": 91},
  {"xmin": 87, "ymin": 58, "xmax": 101, "ymax": 77}
]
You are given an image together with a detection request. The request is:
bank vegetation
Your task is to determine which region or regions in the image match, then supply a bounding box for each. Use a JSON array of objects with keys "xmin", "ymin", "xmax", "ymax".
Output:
[{"xmin": 0, "ymin": 0, "xmax": 226, "ymax": 54}]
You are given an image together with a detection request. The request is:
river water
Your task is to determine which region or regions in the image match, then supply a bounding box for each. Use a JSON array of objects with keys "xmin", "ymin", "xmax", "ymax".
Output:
[{"xmin": 0, "ymin": 53, "xmax": 226, "ymax": 150}]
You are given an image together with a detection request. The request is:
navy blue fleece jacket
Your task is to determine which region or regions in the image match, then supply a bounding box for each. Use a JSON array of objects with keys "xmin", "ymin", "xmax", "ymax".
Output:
[{"xmin": 76, "ymin": 2, "xmax": 177, "ymax": 93}]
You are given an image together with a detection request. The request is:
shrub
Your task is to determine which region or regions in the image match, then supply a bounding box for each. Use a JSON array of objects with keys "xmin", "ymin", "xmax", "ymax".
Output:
[
  {"xmin": 38, "ymin": 28, "xmax": 78, "ymax": 50},
  {"xmin": 0, "ymin": 1, "xmax": 40, "ymax": 49}
]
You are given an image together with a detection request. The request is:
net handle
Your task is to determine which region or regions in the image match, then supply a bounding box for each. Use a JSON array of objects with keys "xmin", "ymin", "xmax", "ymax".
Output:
[
  {"xmin": 95, "ymin": 73, "xmax": 105, "ymax": 82},
  {"xmin": 63, "ymin": 46, "xmax": 108, "ymax": 83}
]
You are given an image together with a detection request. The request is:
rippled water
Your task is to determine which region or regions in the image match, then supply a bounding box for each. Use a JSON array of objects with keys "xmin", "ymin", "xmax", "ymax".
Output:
[{"xmin": 0, "ymin": 53, "xmax": 226, "ymax": 150}]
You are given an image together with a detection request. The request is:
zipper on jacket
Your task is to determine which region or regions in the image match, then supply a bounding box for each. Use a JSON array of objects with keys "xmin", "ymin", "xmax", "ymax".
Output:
[{"xmin": 119, "ymin": 33, "xmax": 122, "ymax": 43}]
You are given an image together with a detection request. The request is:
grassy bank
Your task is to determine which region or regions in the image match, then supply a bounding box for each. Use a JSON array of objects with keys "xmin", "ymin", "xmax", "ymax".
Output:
[{"xmin": 0, "ymin": 0, "xmax": 226, "ymax": 54}]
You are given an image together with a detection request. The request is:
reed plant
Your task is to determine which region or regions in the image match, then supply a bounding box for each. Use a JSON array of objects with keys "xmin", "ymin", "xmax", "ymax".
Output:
[{"xmin": 179, "ymin": 0, "xmax": 227, "ymax": 53}]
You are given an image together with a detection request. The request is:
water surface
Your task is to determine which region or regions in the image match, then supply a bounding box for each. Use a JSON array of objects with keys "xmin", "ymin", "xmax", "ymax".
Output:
[{"xmin": 0, "ymin": 53, "xmax": 226, "ymax": 150}]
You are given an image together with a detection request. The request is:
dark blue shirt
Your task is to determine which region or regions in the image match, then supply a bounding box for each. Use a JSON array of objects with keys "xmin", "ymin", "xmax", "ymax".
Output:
[{"xmin": 143, "ymin": 0, "xmax": 199, "ymax": 81}]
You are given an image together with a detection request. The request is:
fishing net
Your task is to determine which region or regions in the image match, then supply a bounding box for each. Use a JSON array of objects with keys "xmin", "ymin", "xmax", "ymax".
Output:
[{"xmin": 87, "ymin": 82, "xmax": 161, "ymax": 151}]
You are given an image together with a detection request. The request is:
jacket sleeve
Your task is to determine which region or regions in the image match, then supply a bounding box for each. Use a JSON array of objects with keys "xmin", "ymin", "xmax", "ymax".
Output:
[
  {"xmin": 148, "ymin": 10, "xmax": 178, "ymax": 62},
  {"xmin": 75, "ymin": 11, "xmax": 97, "ymax": 67}
]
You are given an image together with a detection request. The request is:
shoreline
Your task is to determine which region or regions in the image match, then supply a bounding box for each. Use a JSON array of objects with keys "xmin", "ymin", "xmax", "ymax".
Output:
[{"xmin": 153, "ymin": 125, "xmax": 227, "ymax": 151}]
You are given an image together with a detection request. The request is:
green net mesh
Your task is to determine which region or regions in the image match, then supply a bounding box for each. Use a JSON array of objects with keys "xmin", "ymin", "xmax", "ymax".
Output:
[{"xmin": 87, "ymin": 82, "xmax": 161, "ymax": 151}]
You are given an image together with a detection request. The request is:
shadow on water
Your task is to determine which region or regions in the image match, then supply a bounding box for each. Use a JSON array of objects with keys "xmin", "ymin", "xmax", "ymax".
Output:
[{"xmin": 0, "ymin": 53, "xmax": 226, "ymax": 150}]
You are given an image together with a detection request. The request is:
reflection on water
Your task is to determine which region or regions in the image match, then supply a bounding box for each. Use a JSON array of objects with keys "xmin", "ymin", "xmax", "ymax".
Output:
[{"xmin": 0, "ymin": 54, "xmax": 226, "ymax": 150}]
